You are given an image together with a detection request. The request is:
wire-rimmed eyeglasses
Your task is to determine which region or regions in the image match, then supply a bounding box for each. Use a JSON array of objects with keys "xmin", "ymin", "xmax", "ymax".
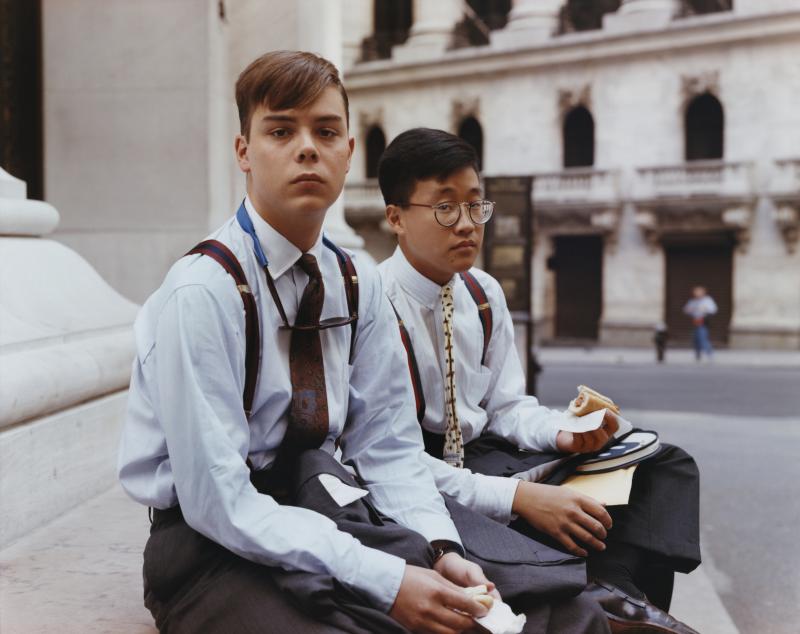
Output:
[
  {"xmin": 400, "ymin": 200, "xmax": 495, "ymax": 227},
  {"xmin": 263, "ymin": 266, "xmax": 357, "ymax": 331}
]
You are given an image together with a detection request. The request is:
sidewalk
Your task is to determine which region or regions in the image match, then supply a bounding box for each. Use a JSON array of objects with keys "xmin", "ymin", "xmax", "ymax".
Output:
[
  {"xmin": 1, "ymin": 481, "xmax": 739, "ymax": 634},
  {"xmin": 537, "ymin": 346, "xmax": 800, "ymax": 368}
]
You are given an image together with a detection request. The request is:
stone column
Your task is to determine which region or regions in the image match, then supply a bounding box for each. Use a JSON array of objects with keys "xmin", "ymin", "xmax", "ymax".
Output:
[
  {"xmin": 341, "ymin": 0, "xmax": 374, "ymax": 71},
  {"xmin": 392, "ymin": 0, "xmax": 463, "ymax": 62},
  {"xmin": 491, "ymin": 0, "xmax": 564, "ymax": 47},
  {"xmin": 296, "ymin": 0, "xmax": 365, "ymax": 250},
  {"xmin": 603, "ymin": 0, "xmax": 681, "ymax": 31}
]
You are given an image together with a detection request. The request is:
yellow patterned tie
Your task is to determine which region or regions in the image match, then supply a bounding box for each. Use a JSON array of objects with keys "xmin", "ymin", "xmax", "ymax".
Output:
[{"xmin": 441, "ymin": 284, "xmax": 464, "ymax": 468}]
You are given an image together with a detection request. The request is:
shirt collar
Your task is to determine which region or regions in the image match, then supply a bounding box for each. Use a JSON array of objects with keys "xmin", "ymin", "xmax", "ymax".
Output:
[
  {"xmin": 388, "ymin": 246, "xmax": 457, "ymax": 310},
  {"xmin": 244, "ymin": 195, "xmax": 323, "ymax": 279}
]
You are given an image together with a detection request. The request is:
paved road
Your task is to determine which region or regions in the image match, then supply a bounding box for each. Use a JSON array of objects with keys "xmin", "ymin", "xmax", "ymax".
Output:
[
  {"xmin": 536, "ymin": 362, "xmax": 800, "ymax": 417},
  {"xmin": 537, "ymin": 362, "xmax": 800, "ymax": 634}
]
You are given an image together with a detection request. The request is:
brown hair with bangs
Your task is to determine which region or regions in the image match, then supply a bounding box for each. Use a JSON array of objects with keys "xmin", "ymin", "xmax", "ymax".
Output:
[{"xmin": 235, "ymin": 50, "xmax": 350, "ymax": 139}]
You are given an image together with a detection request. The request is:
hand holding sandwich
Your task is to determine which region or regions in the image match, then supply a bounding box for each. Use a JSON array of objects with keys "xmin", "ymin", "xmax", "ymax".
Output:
[{"xmin": 557, "ymin": 386, "xmax": 621, "ymax": 453}]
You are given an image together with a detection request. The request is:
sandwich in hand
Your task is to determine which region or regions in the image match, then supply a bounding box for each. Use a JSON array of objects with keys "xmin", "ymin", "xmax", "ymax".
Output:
[{"xmin": 568, "ymin": 385, "xmax": 621, "ymax": 417}]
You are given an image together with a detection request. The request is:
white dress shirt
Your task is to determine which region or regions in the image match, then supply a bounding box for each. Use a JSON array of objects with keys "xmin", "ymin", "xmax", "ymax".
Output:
[
  {"xmin": 118, "ymin": 198, "xmax": 461, "ymax": 612},
  {"xmin": 379, "ymin": 247, "xmax": 564, "ymax": 523}
]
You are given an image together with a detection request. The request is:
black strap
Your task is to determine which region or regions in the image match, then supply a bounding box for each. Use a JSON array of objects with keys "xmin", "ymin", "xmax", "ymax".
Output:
[{"xmin": 186, "ymin": 240, "xmax": 260, "ymax": 418}]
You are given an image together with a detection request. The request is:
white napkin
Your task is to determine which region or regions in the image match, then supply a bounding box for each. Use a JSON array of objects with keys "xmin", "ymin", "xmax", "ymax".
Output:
[
  {"xmin": 557, "ymin": 408, "xmax": 608, "ymax": 432},
  {"xmin": 317, "ymin": 474, "xmax": 369, "ymax": 507},
  {"xmin": 476, "ymin": 599, "xmax": 527, "ymax": 634}
]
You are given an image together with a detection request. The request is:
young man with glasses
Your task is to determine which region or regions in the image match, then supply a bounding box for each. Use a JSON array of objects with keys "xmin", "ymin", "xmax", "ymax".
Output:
[
  {"xmin": 378, "ymin": 128, "xmax": 701, "ymax": 634},
  {"xmin": 117, "ymin": 53, "xmax": 505, "ymax": 633}
]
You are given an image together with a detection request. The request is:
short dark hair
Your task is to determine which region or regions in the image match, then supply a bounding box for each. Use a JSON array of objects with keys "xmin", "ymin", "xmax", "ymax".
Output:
[
  {"xmin": 235, "ymin": 50, "xmax": 349, "ymax": 139},
  {"xmin": 378, "ymin": 128, "xmax": 479, "ymax": 206}
]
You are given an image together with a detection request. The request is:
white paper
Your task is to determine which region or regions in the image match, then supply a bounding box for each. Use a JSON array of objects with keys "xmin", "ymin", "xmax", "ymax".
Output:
[
  {"xmin": 317, "ymin": 473, "xmax": 369, "ymax": 507},
  {"xmin": 556, "ymin": 409, "xmax": 634, "ymax": 437},
  {"xmin": 475, "ymin": 599, "xmax": 527, "ymax": 634},
  {"xmin": 557, "ymin": 408, "xmax": 607, "ymax": 432}
]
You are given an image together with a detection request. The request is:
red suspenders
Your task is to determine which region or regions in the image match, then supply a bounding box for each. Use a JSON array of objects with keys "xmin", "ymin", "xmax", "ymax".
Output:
[
  {"xmin": 186, "ymin": 238, "xmax": 359, "ymax": 419},
  {"xmin": 186, "ymin": 240, "xmax": 261, "ymax": 417},
  {"xmin": 392, "ymin": 271, "xmax": 493, "ymax": 426}
]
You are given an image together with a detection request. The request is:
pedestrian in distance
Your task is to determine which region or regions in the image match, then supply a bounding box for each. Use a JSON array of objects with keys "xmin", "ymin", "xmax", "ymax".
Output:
[
  {"xmin": 654, "ymin": 322, "xmax": 669, "ymax": 363},
  {"xmin": 683, "ymin": 285, "xmax": 718, "ymax": 361}
]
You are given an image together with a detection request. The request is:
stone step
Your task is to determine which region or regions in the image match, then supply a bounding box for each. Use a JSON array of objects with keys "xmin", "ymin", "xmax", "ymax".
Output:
[
  {"xmin": 1, "ymin": 477, "xmax": 737, "ymax": 634},
  {"xmin": 0, "ymin": 484, "xmax": 155, "ymax": 633}
]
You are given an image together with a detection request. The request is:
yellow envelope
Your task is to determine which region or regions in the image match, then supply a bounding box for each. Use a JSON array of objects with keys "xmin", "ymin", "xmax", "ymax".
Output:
[{"xmin": 561, "ymin": 465, "xmax": 638, "ymax": 506}]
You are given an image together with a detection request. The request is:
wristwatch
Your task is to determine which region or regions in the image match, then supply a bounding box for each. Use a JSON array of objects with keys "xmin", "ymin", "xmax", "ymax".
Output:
[{"xmin": 430, "ymin": 539, "xmax": 463, "ymax": 562}]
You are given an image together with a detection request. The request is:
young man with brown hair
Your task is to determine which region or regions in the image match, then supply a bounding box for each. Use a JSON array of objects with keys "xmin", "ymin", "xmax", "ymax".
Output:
[
  {"xmin": 378, "ymin": 127, "xmax": 702, "ymax": 634},
  {"xmin": 118, "ymin": 52, "xmax": 499, "ymax": 633}
]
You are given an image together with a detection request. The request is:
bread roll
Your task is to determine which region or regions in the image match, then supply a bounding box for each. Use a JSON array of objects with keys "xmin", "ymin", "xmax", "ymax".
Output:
[{"xmin": 568, "ymin": 385, "xmax": 620, "ymax": 416}]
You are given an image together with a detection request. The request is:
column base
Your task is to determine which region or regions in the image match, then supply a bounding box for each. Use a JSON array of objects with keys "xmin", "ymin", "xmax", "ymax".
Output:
[
  {"xmin": 603, "ymin": 7, "xmax": 677, "ymax": 32},
  {"xmin": 490, "ymin": 25, "xmax": 556, "ymax": 49}
]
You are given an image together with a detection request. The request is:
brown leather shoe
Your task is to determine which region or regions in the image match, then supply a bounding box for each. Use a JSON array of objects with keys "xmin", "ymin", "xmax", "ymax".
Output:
[{"xmin": 585, "ymin": 579, "xmax": 701, "ymax": 634}]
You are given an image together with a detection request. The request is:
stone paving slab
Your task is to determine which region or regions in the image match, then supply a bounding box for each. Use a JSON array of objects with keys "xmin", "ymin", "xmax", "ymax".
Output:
[
  {"xmin": 1, "ymin": 477, "xmax": 738, "ymax": 634},
  {"xmin": 0, "ymin": 484, "xmax": 155, "ymax": 634}
]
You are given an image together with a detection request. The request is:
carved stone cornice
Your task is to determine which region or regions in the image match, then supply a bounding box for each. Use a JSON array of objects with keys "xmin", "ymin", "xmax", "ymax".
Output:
[
  {"xmin": 358, "ymin": 108, "xmax": 385, "ymax": 134},
  {"xmin": 770, "ymin": 158, "xmax": 800, "ymax": 254},
  {"xmin": 772, "ymin": 203, "xmax": 800, "ymax": 254},
  {"xmin": 536, "ymin": 203, "xmax": 623, "ymax": 248},
  {"xmin": 634, "ymin": 201, "xmax": 756, "ymax": 252},
  {"xmin": 558, "ymin": 85, "xmax": 592, "ymax": 117}
]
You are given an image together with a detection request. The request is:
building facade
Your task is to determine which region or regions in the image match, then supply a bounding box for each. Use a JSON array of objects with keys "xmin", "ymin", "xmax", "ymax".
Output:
[{"xmin": 342, "ymin": 0, "xmax": 800, "ymax": 349}]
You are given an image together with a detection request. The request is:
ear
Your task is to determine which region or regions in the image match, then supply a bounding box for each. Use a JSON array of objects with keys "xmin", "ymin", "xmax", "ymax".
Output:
[
  {"xmin": 385, "ymin": 204, "xmax": 404, "ymax": 237},
  {"xmin": 345, "ymin": 136, "xmax": 355, "ymax": 173},
  {"xmin": 235, "ymin": 135, "xmax": 250, "ymax": 173}
]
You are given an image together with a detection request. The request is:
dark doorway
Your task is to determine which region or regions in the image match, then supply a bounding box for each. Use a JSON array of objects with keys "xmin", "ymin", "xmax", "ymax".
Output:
[
  {"xmin": 0, "ymin": 0, "xmax": 43, "ymax": 200},
  {"xmin": 553, "ymin": 235, "xmax": 603, "ymax": 340},
  {"xmin": 664, "ymin": 239, "xmax": 733, "ymax": 344},
  {"xmin": 362, "ymin": 0, "xmax": 412, "ymax": 61},
  {"xmin": 685, "ymin": 93, "xmax": 724, "ymax": 161},
  {"xmin": 563, "ymin": 106, "xmax": 594, "ymax": 168},
  {"xmin": 365, "ymin": 126, "xmax": 386, "ymax": 179},
  {"xmin": 458, "ymin": 116, "xmax": 483, "ymax": 171}
]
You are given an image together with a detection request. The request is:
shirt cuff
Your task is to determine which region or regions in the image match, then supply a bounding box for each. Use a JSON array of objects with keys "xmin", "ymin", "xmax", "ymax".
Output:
[
  {"xmin": 402, "ymin": 510, "xmax": 463, "ymax": 548},
  {"xmin": 470, "ymin": 473, "xmax": 521, "ymax": 524},
  {"xmin": 348, "ymin": 543, "xmax": 407, "ymax": 613}
]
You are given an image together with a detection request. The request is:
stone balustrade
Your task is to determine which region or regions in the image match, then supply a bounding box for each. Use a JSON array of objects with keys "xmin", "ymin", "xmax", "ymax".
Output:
[
  {"xmin": 633, "ymin": 160, "xmax": 754, "ymax": 201},
  {"xmin": 532, "ymin": 168, "xmax": 620, "ymax": 205},
  {"xmin": 344, "ymin": 179, "xmax": 386, "ymax": 221}
]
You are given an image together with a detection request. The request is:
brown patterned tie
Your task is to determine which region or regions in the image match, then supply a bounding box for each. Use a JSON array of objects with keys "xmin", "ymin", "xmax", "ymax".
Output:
[{"xmin": 284, "ymin": 253, "xmax": 329, "ymax": 451}]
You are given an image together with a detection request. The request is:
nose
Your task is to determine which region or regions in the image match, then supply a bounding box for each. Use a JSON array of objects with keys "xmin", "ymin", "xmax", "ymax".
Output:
[
  {"xmin": 295, "ymin": 130, "xmax": 319, "ymax": 163},
  {"xmin": 452, "ymin": 204, "xmax": 476, "ymax": 235}
]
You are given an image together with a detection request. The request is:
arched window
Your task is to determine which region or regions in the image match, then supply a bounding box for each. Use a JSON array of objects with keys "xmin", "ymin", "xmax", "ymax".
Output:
[
  {"xmin": 458, "ymin": 116, "xmax": 483, "ymax": 171},
  {"xmin": 365, "ymin": 126, "xmax": 386, "ymax": 179},
  {"xmin": 685, "ymin": 93, "xmax": 724, "ymax": 161},
  {"xmin": 561, "ymin": 0, "xmax": 621, "ymax": 33},
  {"xmin": 454, "ymin": 0, "xmax": 512, "ymax": 47},
  {"xmin": 682, "ymin": 0, "xmax": 732, "ymax": 16},
  {"xmin": 563, "ymin": 106, "xmax": 595, "ymax": 168},
  {"xmin": 363, "ymin": 0, "xmax": 412, "ymax": 61}
]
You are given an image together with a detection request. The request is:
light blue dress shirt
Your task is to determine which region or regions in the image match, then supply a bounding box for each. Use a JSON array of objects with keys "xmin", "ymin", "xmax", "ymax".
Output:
[
  {"xmin": 118, "ymin": 199, "xmax": 461, "ymax": 612},
  {"xmin": 379, "ymin": 247, "xmax": 565, "ymax": 523}
]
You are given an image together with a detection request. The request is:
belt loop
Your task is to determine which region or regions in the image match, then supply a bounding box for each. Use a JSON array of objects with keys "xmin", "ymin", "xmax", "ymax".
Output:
[{"xmin": 148, "ymin": 506, "xmax": 153, "ymax": 525}]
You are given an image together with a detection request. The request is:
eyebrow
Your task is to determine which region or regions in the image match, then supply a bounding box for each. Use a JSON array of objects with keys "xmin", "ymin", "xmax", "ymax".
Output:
[
  {"xmin": 260, "ymin": 114, "xmax": 344, "ymax": 125},
  {"xmin": 436, "ymin": 186, "xmax": 483, "ymax": 196}
]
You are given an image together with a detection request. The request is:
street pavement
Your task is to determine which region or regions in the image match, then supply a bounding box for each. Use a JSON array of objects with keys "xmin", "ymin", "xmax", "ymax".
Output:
[{"xmin": 536, "ymin": 347, "xmax": 800, "ymax": 634}]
